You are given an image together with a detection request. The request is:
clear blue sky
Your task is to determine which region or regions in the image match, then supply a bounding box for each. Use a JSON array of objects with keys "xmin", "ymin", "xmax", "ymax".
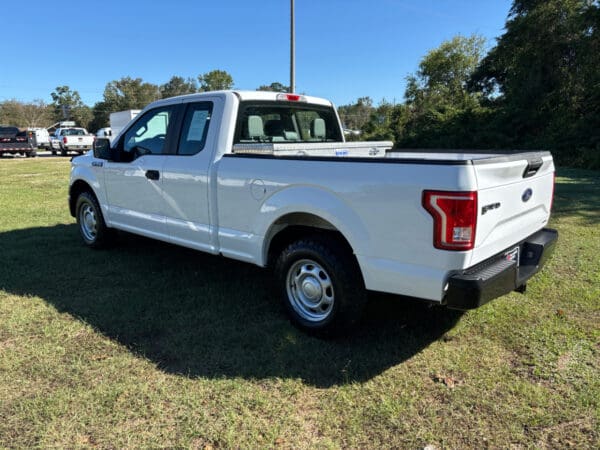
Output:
[{"xmin": 0, "ymin": 0, "xmax": 511, "ymax": 107}]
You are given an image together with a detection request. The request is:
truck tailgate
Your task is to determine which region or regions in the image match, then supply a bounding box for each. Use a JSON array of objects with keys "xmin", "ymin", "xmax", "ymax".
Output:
[{"xmin": 471, "ymin": 152, "xmax": 554, "ymax": 266}]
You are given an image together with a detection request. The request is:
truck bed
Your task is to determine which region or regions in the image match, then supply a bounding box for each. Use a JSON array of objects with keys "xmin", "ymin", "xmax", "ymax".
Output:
[
  {"xmin": 219, "ymin": 147, "xmax": 554, "ymax": 300},
  {"xmin": 230, "ymin": 144, "xmax": 550, "ymax": 166}
]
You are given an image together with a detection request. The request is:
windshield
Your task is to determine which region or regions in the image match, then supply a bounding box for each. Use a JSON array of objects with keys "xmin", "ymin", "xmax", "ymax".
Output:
[
  {"xmin": 61, "ymin": 128, "xmax": 86, "ymax": 136},
  {"xmin": 234, "ymin": 101, "xmax": 343, "ymax": 144}
]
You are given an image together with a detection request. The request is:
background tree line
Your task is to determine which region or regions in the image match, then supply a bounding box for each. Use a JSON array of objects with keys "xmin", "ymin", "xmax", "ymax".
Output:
[
  {"xmin": 338, "ymin": 0, "xmax": 599, "ymax": 168},
  {"xmin": 1, "ymin": 0, "xmax": 597, "ymax": 168},
  {"xmin": 0, "ymin": 70, "xmax": 287, "ymax": 133}
]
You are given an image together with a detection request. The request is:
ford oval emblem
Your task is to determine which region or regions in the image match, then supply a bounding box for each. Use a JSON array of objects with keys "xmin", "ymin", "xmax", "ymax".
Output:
[{"xmin": 522, "ymin": 188, "xmax": 533, "ymax": 202}]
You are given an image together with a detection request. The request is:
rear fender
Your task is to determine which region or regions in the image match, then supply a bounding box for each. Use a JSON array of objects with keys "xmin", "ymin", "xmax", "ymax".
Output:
[{"xmin": 256, "ymin": 186, "xmax": 371, "ymax": 266}]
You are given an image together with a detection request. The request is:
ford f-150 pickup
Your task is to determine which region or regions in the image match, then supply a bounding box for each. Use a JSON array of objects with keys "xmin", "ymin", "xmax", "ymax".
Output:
[
  {"xmin": 68, "ymin": 91, "xmax": 558, "ymax": 335},
  {"xmin": 51, "ymin": 127, "xmax": 94, "ymax": 156}
]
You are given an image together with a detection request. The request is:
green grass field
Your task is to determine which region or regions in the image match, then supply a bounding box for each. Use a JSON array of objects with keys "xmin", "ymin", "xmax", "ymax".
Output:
[{"xmin": 0, "ymin": 157, "xmax": 598, "ymax": 448}]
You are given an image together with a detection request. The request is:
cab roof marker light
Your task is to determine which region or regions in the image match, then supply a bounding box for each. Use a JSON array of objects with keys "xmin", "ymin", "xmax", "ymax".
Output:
[{"xmin": 276, "ymin": 93, "xmax": 307, "ymax": 102}]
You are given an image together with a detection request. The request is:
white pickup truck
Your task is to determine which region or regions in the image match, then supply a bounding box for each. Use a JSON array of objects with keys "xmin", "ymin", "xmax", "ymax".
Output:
[
  {"xmin": 68, "ymin": 91, "xmax": 557, "ymax": 335},
  {"xmin": 50, "ymin": 127, "xmax": 95, "ymax": 156}
]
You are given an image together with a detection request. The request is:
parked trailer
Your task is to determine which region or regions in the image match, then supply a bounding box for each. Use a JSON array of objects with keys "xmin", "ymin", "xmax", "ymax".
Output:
[{"xmin": 0, "ymin": 126, "xmax": 36, "ymax": 157}]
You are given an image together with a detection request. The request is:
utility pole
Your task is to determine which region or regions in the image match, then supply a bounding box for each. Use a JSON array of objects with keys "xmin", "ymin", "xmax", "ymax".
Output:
[{"xmin": 290, "ymin": 0, "xmax": 295, "ymax": 93}]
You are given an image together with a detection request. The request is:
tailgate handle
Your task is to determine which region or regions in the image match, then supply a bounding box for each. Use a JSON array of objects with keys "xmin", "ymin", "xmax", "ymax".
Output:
[{"xmin": 523, "ymin": 157, "xmax": 543, "ymax": 178}]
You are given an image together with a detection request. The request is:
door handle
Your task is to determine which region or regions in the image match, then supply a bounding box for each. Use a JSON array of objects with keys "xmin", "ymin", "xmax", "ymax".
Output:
[{"xmin": 145, "ymin": 170, "xmax": 160, "ymax": 180}]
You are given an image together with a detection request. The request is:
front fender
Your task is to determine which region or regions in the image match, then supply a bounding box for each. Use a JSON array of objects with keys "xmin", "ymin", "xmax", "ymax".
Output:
[
  {"xmin": 255, "ymin": 185, "xmax": 371, "ymax": 265},
  {"xmin": 69, "ymin": 157, "xmax": 107, "ymax": 219}
]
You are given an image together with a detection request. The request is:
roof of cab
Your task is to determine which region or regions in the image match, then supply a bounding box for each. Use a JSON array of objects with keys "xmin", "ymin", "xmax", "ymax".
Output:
[{"xmin": 146, "ymin": 90, "xmax": 333, "ymax": 109}]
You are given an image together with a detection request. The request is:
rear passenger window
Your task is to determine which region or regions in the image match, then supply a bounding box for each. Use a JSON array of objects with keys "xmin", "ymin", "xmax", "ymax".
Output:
[{"xmin": 178, "ymin": 102, "xmax": 213, "ymax": 155}]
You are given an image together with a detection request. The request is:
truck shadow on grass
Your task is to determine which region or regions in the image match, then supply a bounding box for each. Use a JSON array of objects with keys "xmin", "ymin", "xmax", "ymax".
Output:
[
  {"xmin": 0, "ymin": 224, "xmax": 462, "ymax": 387},
  {"xmin": 554, "ymin": 168, "xmax": 600, "ymax": 224}
]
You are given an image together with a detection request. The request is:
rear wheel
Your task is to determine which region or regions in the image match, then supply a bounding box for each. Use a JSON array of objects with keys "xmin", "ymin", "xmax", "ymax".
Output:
[
  {"xmin": 60, "ymin": 147, "xmax": 67, "ymax": 156},
  {"xmin": 274, "ymin": 235, "xmax": 367, "ymax": 336},
  {"xmin": 76, "ymin": 191, "xmax": 112, "ymax": 249}
]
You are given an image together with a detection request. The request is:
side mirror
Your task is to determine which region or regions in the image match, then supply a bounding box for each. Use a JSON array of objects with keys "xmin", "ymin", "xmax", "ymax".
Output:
[{"xmin": 93, "ymin": 138, "xmax": 112, "ymax": 160}]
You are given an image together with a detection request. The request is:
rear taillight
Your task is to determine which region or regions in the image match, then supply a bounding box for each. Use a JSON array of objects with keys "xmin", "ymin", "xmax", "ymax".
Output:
[
  {"xmin": 422, "ymin": 190, "xmax": 478, "ymax": 251},
  {"xmin": 63, "ymin": 137, "xmax": 67, "ymax": 144}
]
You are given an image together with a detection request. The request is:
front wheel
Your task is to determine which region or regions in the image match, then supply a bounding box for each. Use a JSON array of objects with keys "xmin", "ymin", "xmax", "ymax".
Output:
[
  {"xmin": 75, "ymin": 191, "xmax": 112, "ymax": 248},
  {"xmin": 274, "ymin": 236, "xmax": 367, "ymax": 336}
]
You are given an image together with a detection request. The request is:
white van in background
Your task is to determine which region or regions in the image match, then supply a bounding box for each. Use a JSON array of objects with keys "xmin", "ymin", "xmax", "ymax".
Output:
[
  {"xmin": 109, "ymin": 110, "xmax": 140, "ymax": 139},
  {"xmin": 27, "ymin": 127, "xmax": 51, "ymax": 149}
]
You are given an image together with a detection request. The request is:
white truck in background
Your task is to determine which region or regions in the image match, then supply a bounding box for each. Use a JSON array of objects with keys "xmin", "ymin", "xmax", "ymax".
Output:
[
  {"xmin": 109, "ymin": 109, "xmax": 140, "ymax": 140},
  {"xmin": 50, "ymin": 127, "xmax": 95, "ymax": 156},
  {"xmin": 68, "ymin": 91, "xmax": 558, "ymax": 335}
]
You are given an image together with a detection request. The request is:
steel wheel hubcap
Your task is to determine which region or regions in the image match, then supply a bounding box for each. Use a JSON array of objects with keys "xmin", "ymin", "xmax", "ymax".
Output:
[
  {"xmin": 286, "ymin": 259, "xmax": 334, "ymax": 322},
  {"xmin": 80, "ymin": 204, "xmax": 97, "ymax": 241}
]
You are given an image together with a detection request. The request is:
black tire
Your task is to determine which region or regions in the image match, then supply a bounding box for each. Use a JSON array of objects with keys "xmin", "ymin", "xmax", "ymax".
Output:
[
  {"xmin": 26, "ymin": 150, "xmax": 37, "ymax": 158},
  {"xmin": 51, "ymin": 148, "xmax": 57, "ymax": 155},
  {"xmin": 60, "ymin": 147, "xmax": 67, "ymax": 157},
  {"xmin": 274, "ymin": 235, "xmax": 367, "ymax": 336},
  {"xmin": 75, "ymin": 191, "xmax": 112, "ymax": 249}
]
